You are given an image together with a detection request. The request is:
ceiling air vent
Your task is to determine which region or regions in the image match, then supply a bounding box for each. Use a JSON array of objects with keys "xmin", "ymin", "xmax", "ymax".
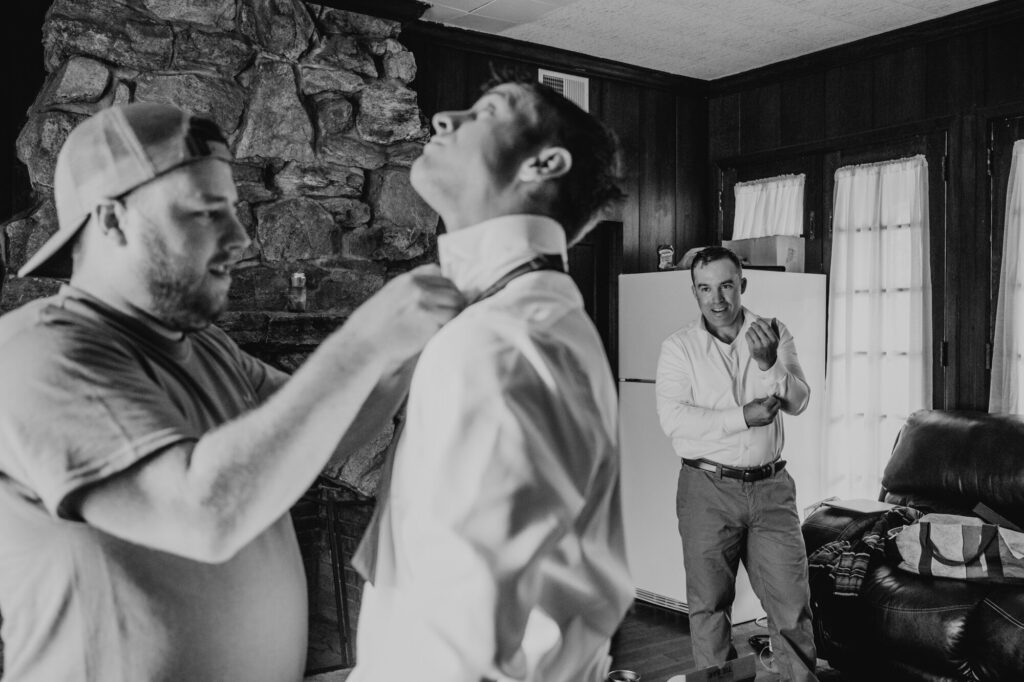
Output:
[{"xmin": 538, "ymin": 69, "xmax": 589, "ymax": 112}]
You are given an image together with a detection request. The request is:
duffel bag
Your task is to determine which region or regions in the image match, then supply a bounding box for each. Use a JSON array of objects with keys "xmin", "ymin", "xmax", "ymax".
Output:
[{"xmin": 888, "ymin": 513, "xmax": 1024, "ymax": 583}]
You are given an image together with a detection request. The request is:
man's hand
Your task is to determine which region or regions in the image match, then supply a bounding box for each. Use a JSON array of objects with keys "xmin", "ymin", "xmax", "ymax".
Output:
[
  {"xmin": 343, "ymin": 264, "xmax": 465, "ymax": 368},
  {"xmin": 743, "ymin": 395, "xmax": 780, "ymax": 427},
  {"xmin": 746, "ymin": 317, "xmax": 780, "ymax": 370}
]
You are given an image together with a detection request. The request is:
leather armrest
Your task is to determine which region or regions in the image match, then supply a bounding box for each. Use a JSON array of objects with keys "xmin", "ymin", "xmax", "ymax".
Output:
[{"xmin": 802, "ymin": 507, "xmax": 894, "ymax": 554}]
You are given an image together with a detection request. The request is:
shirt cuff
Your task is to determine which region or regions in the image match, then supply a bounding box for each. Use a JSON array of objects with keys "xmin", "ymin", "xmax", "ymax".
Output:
[
  {"xmin": 725, "ymin": 406, "xmax": 748, "ymax": 434},
  {"xmin": 759, "ymin": 360, "xmax": 788, "ymax": 386}
]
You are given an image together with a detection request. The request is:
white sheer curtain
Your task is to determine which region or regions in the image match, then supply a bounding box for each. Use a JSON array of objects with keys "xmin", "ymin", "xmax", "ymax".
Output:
[
  {"xmin": 733, "ymin": 174, "xmax": 805, "ymax": 239},
  {"xmin": 990, "ymin": 140, "xmax": 1024, "ymax": 414},
  {"xmin": 822, "ymin": 155, "xmax": 932, "ymax": 500}
]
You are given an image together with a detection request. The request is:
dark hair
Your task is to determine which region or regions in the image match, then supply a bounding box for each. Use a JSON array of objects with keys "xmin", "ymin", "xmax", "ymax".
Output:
[
  {"xmin": 482, "ymin": 66, "xmax": 626, "ymax": 243},
  {"xmin": 689, "ymin": 246, "xmax": 742, "ymax": 283}
]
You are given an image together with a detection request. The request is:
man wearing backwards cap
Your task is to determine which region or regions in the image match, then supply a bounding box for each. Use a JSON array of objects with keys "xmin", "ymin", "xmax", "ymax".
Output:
[{"xmin": 0, "ymin": 103, "xmax": 463, "ymax": 681}]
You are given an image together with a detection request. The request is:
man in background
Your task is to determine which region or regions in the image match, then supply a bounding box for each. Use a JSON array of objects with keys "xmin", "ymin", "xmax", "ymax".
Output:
[
  {"xmin": 655, "ymin": 246, "xmax": 816, "ymax": 681},
  {"xmin": 0, "ymin": 103, "xmax": 463, "ymax": 681},
  {"xmin": 348, "ymin": 75, "xmax": 634, "ymax": 682}
]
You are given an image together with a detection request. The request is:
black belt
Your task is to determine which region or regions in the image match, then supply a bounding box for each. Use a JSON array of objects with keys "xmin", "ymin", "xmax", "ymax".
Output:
[{"xmin": 682, "ymin": 457, "xmax": 786, "ymax": 482}]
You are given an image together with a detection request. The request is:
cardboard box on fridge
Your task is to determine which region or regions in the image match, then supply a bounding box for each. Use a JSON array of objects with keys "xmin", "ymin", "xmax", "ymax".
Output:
[{"xmin": 723, "ymin": 236, "xmax": 804, "ymax": 272}]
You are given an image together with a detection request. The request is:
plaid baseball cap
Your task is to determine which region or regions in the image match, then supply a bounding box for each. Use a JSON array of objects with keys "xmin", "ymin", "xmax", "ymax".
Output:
[{"xmin": 19, "ymin": 103, "xmax": 233, "ymax": 279}]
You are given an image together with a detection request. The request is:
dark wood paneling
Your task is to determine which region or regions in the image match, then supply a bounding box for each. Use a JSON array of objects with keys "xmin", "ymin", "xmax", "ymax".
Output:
[
  {"xmin": 638, "ymin": 88, "xmax": 678, "ymax": 273},
  {"xmin": 805, "ymin": 153, "xmax": 825, "ymax": 273},
  {"xmin": 740, "ymin": 82, "xmax": 781, "ymax": 153},
  {"xmin": 675, "ymin": 93, "xmax": 710, "ymax": 253},
  {"xmin": 710, "ymin": 0, "xmax": 1024, "ymax": 97},
  {"xmin": 824, "ymin": 61, "xmax": 873, "ymax": 138},
  {"xmin": 985, "ymin": 19, "xmax": 1024, "ymax": 106},
  {"xmin": 781, "ymin": 71, "xmax": 825, "ymax": 146},
  {"xmin": 925, "ymin": 129, "xmax": 949, "ymax": 410},
  {"xmin": 873, "ymin": 46, "xmax": 926, "ymax": 128},
  {"xmin": 568, "ymin": 220, "xmax": 622, "ymax": 375},
  {"xmin": 598, "ymin": 80, "xmax": 643, "ymax": 273},
  {"xmin": 954, "ymin": 114, "xmax": 990, "ymax": 410},
  {"xmin": 709, "ymin": 93, "xmax": 740, "ymax": 160},
  {"xmin": 925, "ymin": 32, "xmax": 984, "ymax": 118}
]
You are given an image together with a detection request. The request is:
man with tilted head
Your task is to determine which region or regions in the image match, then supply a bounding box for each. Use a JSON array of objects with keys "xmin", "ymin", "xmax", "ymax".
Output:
[{"xmin": 348, "ymin": 74, "xmax": 634, "ymax": 682}]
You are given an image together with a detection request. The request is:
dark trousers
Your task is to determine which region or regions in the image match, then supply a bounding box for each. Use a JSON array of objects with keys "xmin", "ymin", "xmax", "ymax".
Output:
[{"xmin": 676, "ymin": 463, "xmax": 817, "ymax": 682}]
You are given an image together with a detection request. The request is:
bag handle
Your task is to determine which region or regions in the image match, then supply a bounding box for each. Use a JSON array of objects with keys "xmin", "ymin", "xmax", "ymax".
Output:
[{"xmin": 919, "ymin": 522, "xmax": 998, "ymax": 566}]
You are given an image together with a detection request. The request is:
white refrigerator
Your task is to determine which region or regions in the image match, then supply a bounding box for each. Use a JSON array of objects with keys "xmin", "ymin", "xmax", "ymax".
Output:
[{"xmin": 617, "ymin": 269, "xmax": 826, "ymax": 624}]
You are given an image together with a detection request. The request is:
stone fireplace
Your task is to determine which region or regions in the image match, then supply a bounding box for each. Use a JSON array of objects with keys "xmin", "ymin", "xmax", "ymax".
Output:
[{"xmin": 2, "ymin": 0, "xmax": 438, "ymax": 672}]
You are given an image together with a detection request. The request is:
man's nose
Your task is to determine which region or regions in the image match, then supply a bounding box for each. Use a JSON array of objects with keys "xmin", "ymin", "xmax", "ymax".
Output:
[
  {"xmin": 431, "ymin": 109, "xmax": 468, "ymax": 134},
  {"xmin": 223, "ymin": 210, "xmax": 251, "ymax": 254}
]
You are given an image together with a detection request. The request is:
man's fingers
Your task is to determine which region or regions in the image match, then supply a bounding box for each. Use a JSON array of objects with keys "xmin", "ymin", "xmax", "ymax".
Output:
[
  {"xmin": 747, "ymin": 327, "xmax": 767, "ymax": 345},
  {"xmin": 402, "ymin": 265, "xmax": 467, "ymax": 311},
  {"xmin": 750, "ymin": 317, "xmax": 777, "ymax": 341}
]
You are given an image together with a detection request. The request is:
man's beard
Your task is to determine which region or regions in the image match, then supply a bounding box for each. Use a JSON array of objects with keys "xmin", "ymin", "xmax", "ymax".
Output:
[
  {"xmin": 147, "ymin": 274, "xmax": 226, "ymax": 332},
  {"xmin": 141, "ymin": 232, "xmax": 227, "ymax": 332}
]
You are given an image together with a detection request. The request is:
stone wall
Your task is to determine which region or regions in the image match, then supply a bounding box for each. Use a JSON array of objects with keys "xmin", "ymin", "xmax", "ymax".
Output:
[
  {"xmin": 3, "ymin": 0, "xmax": 438, "ymax": 494},
  {"xmin": 1, "ymin": 0, "xmax": 439, "ymax": 671}
]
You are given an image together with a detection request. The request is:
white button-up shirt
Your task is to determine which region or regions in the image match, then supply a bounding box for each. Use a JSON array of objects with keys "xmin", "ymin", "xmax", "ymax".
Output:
[
  {"xmin": 655, "ymin": 309, "xmax": 810, "ymax": 468},
  {"xmin": 349, "ymin": 215, "xmax": 633, "ymax": 682}
]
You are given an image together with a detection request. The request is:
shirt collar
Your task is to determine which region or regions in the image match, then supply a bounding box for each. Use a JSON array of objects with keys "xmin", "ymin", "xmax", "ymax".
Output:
[
  {"xmin": 700, "ymin": 306, "xmax": 753, "ymax": 350},
  {"xmin": 56, "ymin": 284, "xmax": 193, "ymax": 360},
  {"xmin": 437, "ymin": 214, "xmax": 568, "ymax": 300}
]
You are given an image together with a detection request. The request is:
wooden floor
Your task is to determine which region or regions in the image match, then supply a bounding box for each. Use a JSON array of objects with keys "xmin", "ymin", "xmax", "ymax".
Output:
[
  {"xmin": 609, "ymin": 601, "xmax": 851, "ymax": 682},
  {"xmin": 305, "ymin": 601, "xmax": 857, "ymax": 682}
]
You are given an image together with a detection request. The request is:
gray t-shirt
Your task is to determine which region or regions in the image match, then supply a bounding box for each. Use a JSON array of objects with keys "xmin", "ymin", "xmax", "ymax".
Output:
[{"xmin": 0, "ymin": 286, "xmax": 306, "ymax": 682}]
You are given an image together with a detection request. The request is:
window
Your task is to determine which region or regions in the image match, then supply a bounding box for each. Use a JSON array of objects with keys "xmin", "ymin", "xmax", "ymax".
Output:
[
  {"xmin": 732, "ymin": 174, "xmax": 805, "ymax": 239},
  {"xmin": 822, "ymin": 155, "xmax": 932, "ymax": 498}
]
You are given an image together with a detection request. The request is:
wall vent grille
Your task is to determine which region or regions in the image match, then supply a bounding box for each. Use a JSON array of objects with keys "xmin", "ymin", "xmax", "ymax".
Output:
[
  {"xmin": 635, "ymin": 588, "xmax": 689, "ymax": 614},
  {"xmin": 538, "ymin": 68, "xmax": 589, "ymax": 111}
]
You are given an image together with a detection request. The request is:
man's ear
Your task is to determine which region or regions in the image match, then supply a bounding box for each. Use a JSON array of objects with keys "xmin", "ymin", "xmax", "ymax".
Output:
[
  {"xmin": 517, "ymin": 146, "xmax": 572, "ymax": 183},
  {"xmin": 741, "ymin": 276, "xmax": 747, "ymax": 294},
  {"xmin": 94, "ymin": 201, "xmax": 127, "ymax": 244}
]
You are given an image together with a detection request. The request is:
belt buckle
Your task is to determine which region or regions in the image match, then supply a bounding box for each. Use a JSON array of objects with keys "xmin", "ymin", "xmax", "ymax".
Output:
[{"xmin": 746, "ymin": 463, "xmax": 768, "ymax": 482}]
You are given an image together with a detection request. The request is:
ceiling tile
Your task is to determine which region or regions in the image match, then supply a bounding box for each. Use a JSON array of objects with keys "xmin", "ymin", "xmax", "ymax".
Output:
[
  {"xmin": 423, "ymin": 5, "xmax": 467, "ymax": 21},
  {"xmin": 445, "ymin": 12, "xmax": 519, "ymax": 33},
  {"xmin": 422, "ymin": 0, "xmax": 998, "ymax": 79},
  {"xmin": 473, "ymin": 0, "xmax": 556, "ymax": 24},
  {"xmin": 433, "ymin": 0, "xmax": 492, "ymax": 12}
]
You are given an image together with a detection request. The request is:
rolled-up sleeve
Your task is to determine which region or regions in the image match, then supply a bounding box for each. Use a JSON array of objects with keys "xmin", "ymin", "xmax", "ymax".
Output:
[{"xmin": 760, "ymin": 321, "xmax": 809, "ymax": 415}]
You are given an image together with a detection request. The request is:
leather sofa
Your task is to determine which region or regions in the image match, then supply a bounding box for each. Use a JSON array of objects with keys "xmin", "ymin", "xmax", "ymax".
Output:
[{"xmin": 801, "ymin": 409, "xmax": 1024, "ymax": 681}]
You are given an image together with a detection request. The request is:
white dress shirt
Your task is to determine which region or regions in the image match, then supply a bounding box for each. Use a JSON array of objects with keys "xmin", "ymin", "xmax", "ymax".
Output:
[
  {"xmin": 655, "ymin": 310, "xmax": 810, "ymax": 468},
  {"xmin": 349, "ymin": 215, "xmax": 633, "ymax": 682}
]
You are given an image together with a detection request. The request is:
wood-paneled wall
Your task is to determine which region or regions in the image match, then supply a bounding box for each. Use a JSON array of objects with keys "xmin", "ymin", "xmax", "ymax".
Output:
[
  {"xmin": 401, "ymin": 23, "xmax": 710, "ymax": 274},
  {"xmin": 707, "ymin": 0, "xmax": 1024, "ymax": 411}
]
